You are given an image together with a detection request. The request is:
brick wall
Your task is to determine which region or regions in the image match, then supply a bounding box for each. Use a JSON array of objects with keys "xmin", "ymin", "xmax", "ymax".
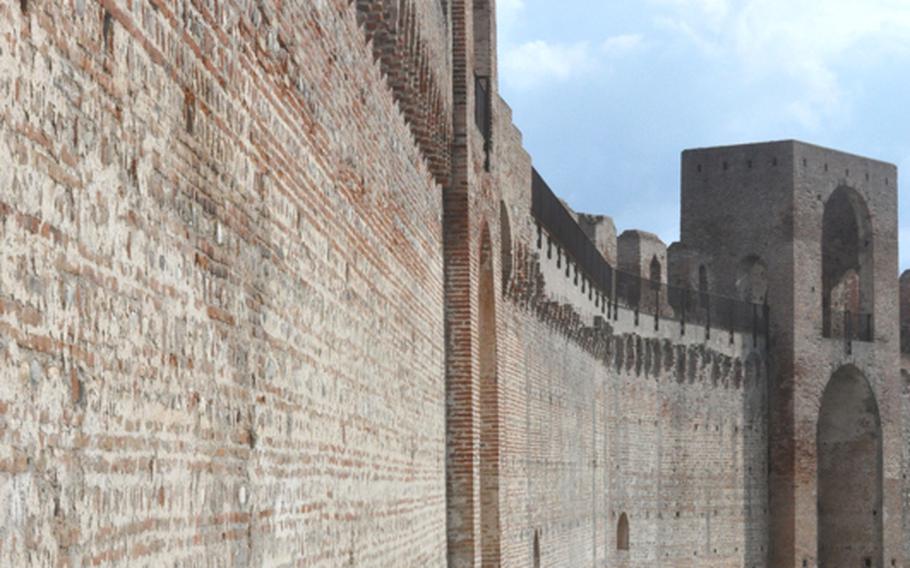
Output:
[
  {"xmin": 3, "ymin": 2, "xmax": 901, "ymax": 568},
  {"xmin": 491, "ymin": 95, "xmax": 770, "ymax": 567},
  {"xmin": 0, "ymin": 1, "xmax": 446, "ymax": 565}
]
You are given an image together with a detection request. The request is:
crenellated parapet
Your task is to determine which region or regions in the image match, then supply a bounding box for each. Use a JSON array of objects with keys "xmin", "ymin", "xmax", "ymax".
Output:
[
  {"xmin": 667, "ymin": 242, "xmax": 712, "ymax": 292},
  {"xmin": 353, "ymin": 0, "xmax": 453, "ymax": 185},
  {"xmin": 577, "ymin": 214, "xmax": 617, "ymax": 266},
  {"xmin": 526, "ymin": 167, "xmax": 767, "ymax": 346},
  {"xmin": 617, "ymin": 230, "xmax": 667, "ymax": 283}
]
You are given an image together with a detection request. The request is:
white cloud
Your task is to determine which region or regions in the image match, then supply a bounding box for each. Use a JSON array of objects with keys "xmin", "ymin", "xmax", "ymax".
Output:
[
  {"xmin": 501, "ymin": 41, "xmax": 597, "ymax": 89},
  {"xmin": 651, "ymin": 0, "xmax": 910, "ymax": 127},
  {"xmin": 496, "ymin": 0, "xmax": 526, "ymax": 46},
  {"xmin": 497, "ymin": 0, "xmax": 525, "ymax": 25},
  {"xmin": 499, "ymin": 32, "xmax": 643, "ymax": 91},
  {"xmin": 601, "ymin": 34, "xmax": 645, "ymax": 54}
]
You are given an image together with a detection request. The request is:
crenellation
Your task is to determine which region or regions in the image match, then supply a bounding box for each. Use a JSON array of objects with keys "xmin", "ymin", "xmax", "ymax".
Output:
[
  {"xmin": 618, "ymin": 229, "xmax": 667, "ymax": 284},
  {"xmin": 577, "ymin": 212, "xmax": 617, "ymax": 265}
]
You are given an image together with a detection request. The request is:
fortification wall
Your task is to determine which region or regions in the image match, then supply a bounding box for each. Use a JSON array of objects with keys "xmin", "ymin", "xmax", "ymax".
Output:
[
  {"xmin": 491, "ymin": 95, "xmax": 769, "ymax": 567},
  {"xmin": 0, "ymin": 1, "xmax": 447, "ymax": 565},
  {"xmin": 499, "ymin": 237, "xmax": 768, "ymax": 568},
  {"xmin": 11, "ymin": 1, "xmax": 899, "ymax": 567}
]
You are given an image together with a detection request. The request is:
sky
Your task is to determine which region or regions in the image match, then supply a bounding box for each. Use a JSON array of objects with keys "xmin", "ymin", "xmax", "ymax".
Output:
[{"xmin": 496, "ymin": 0, "xmax": 910, "ymax": 270}]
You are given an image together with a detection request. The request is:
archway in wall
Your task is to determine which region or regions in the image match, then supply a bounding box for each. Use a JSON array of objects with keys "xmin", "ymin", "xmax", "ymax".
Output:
[
  {"xmin": 817, "ymin": 365, "xmax": 882, "ymax": 567},
  {"xmin": 478, "ymin": 227, "xmax": 501, "ymax": 567},
  {"xmin": 822, "ymin": 186, "xmax": 873, "ymax": 337},
  {"xmin": 617, "ymin": 512, "xmax": 630, "ymax": 551}
]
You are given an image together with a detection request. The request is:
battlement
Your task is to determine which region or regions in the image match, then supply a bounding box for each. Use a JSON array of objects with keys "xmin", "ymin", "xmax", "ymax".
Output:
[{"xmin": 530, "ymin": 167, "xmax": 767, "ymax": 343}]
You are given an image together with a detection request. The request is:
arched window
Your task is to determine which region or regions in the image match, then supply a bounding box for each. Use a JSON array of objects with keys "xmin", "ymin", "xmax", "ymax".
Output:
[
  {"xmin": 617, "ymin": 513, "xmax": 630, "ymax": 551},
  {"xmin": 532, "ymin": 530, "xmax": 541, "ymax": 568},
  {"xmin": 822, "ymin": 186, "xmax": 873, "ymax": 338}
]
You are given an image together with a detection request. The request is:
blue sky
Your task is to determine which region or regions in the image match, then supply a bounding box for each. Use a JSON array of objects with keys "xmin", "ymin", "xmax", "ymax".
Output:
[{"xmin": 496, "ymin": 0, "xmax": 910, "ymax": 270}]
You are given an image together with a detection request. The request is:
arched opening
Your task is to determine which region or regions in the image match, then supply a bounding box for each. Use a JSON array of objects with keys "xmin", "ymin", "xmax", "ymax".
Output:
[
  {"xmin": 532, "ymin": 530, "xmax": 541, "ymax": 568},
  {"xmin": 822, "ymin": 186, "xmax": 874, "ymax": 338},
  {"xmin": 649, "ymin": 256, "xmax": 661, "ymax": 289},
  {"xmin": 500, "ymin": 201, "xmax": 512, "ymax": 295},
  {"xmin": 817, "ymin": 365, "xmax": 882, "ymax": 567},
  {"xmin": 736, "ymin": 255, "xmax": 768, "ymax": 304},
  {"xmin": 478, "ymin": 227, "xmax": 501, "ymax": 566},
  {"xmin": 617, "ymin": 513, "xmax": 630, "ymax": 551}
]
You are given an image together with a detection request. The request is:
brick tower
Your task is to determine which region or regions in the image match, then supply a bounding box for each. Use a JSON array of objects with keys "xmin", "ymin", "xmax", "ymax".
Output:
[{"xmin": 680, "ymin": 140, "xmax": 903, "ymax": 568}]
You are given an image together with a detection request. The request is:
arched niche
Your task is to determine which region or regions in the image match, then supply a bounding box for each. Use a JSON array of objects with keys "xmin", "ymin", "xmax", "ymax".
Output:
[
  {"xmin": 822, "ymin": 186, "xmax": 874, "ymax": 337},
  {"xmin": 500, "ymin": 201, "xmax": 512, "ymax": 294},
  {"xmin": 617, "ymin": 512, "xmax": 630, "ymax": 551},
  {"xmin": 736, "ymin": 255, "xmax": 768, "ymax": 304},
  {"xmin": 817, "ymin": 365, "xmax": 882, "ymax": 567},
  {"xmin": 478, "ymin": 227, "xmax": 501, "ymax": 566},
  {"xmin": 649, "ymin": 255, "xmax": 662, "ymax": 289}
]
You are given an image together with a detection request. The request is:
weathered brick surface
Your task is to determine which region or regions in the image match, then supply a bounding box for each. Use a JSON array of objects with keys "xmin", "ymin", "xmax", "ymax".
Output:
[
  {"xmin": 1, "ymin": 1, "xmax": 906, "ymax": 567},
  {"xmin": 0, "ymin": 1, "xmax": 445, "ymax": 565}
]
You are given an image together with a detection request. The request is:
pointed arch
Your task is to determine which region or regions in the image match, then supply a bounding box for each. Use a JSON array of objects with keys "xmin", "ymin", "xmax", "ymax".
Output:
[
  {"xmin": 649, "ymin": 255, "xmax": 662, "ymax": 289},
  {"xmin": 817, "ymin": 365, "xmax": 882, "ymax": 566},
  {"xmin": 617, "ymin": 512, "xmax": 630, "ymax": 551}
]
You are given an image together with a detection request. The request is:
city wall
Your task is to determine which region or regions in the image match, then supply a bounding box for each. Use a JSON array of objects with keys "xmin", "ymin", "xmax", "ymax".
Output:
[{"xmin": 0, "ymin": 1, "xmax": 905, "ymax": 567}]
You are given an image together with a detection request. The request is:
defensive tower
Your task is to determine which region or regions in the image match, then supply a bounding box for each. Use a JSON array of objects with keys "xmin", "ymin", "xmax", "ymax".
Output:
[{"xmin": 681, "ymin": 140, "xmax": 902, "ymax": 568}]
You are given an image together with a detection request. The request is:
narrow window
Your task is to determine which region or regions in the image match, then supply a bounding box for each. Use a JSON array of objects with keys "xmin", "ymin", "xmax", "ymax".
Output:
[{"xmin": 617, "ymin": 513, "xmax": 630, "ymax": 551}]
